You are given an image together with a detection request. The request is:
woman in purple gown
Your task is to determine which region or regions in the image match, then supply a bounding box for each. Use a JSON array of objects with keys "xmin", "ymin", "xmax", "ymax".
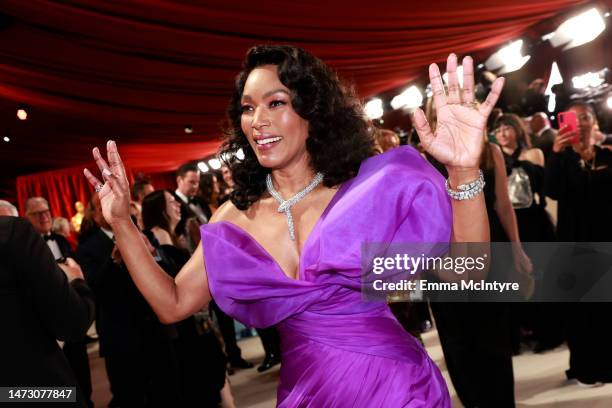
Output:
[{"xmin": 85, "ymin": 45, "xmax": 505, "ymax": 407}]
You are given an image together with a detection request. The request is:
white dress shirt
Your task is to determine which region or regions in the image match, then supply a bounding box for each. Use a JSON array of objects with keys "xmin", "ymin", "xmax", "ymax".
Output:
[{"xmin": 175, "ymin": 190, "xmax": 208, "ymax": 223}]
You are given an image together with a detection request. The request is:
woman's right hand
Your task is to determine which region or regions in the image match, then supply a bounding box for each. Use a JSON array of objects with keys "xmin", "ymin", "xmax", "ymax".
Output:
[
  {"xmin": 84, "ymin": 140, "xmax": 132, "ymax": 227},
  {"xmin": 552, "ymin": 125, "xmax": 579, "ymax": 153}
]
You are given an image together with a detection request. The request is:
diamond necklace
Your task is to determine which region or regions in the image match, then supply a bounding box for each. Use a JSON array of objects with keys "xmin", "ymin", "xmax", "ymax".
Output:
[{"xmin": 266, "ymin": 172, "xmax": 324, "ymax": 241}]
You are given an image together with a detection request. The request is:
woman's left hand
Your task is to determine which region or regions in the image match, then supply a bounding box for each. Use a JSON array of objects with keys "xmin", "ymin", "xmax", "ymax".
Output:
[{"xmin": 413, "ymin": 54, "xmax": 505, "ymax": 171}]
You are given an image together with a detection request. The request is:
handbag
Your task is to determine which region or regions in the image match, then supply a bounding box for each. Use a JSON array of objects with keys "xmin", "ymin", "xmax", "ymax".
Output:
[{"xmin": 507, "ymin": 167, "xmax": 533, "ymax": 209}]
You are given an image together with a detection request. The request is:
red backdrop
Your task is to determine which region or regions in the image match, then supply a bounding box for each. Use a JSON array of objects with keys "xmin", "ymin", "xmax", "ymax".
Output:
[
  {"xmin": 16, "ymin": 140, "xmax": 220, "ymax": 218},
  {"xmin": 1, "ymin": 0, "xmax": 608, "ymax": 205}
]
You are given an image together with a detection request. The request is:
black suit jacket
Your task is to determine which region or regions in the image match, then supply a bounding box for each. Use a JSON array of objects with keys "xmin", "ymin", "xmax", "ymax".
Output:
[
  {"xmin": 76, "ymin": 229, "xmax": 161, "ymax": 356},
  {"xmin": 172, "ymin": 192, "xmax": 211, "ymax": 236},
  {"xmin": 0, "ymin": 217, "xmax": 94, "ymax": 392},
  {"xmin": 44, "ymin": 231, "xmax": 74, "ymax": 260}
]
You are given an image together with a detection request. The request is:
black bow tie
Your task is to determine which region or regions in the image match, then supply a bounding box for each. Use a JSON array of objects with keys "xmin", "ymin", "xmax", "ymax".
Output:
[
  {"xmin": 43, "ymin": 234, "xmax": 55, "ymax": 242},
  {"xmin": 188, "ymin": 197, "xmax": 197, "ymax": 205}
]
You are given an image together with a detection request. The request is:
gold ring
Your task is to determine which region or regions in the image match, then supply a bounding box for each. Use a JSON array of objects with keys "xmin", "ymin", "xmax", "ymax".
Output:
[{"xmin": 461, "ymin": 101, "xmax": 478, "ymax": 109}]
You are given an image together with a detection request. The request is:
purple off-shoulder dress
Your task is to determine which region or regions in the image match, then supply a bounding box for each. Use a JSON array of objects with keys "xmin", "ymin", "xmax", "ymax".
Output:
[{"xmin": 201, "ymin": 146, "xmax": 452, "ymax": 407}]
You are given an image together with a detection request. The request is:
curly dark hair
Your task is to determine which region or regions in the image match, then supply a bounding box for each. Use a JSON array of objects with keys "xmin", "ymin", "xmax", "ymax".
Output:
[{"xmin": 220, "ymin": 44, "xmax": 375, "ymax": 210}]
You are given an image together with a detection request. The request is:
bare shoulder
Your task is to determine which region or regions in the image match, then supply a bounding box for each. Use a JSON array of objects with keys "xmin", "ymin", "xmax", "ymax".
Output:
[
  {"xmin": 209, "ymin": 199, "xmax": 242, "ymax": 224},
  {"xmin": 209, "ymin": 195, "xmax": 272, "ymax": 233},
  {"xmin": 151, "ymin": 226, "xmax": 173, "ymax": 246}
]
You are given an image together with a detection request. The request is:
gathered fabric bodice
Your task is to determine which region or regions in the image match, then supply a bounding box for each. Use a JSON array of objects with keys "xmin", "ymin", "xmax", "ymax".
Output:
[{"xmin": 200, "ymin": 146, "xmax": 453, "ymax": 407}]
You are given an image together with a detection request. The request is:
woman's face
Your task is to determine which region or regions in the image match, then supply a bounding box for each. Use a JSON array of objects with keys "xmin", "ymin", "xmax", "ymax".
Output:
[
  {"xmin": 240, "ymin": 65, "xmax": 310, "ymax": 170},
  {"xmin": 164, "ymin": 192, "xmax": 181, "ymax": 225},
  {"xmin": 220, "ymin": 166, "xmax": 233, "ymax": 188},
  {"xmin": 569, "ymin": 105, "xmax": 595, "ymax": 144},
  {"xmin": 494, "ymin": 124, "xmax": 518, "ymax": 149}
]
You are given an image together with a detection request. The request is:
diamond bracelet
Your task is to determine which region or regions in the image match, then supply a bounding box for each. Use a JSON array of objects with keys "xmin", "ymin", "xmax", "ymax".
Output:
[{"xmin": 445, "ymin": 170, "xmax": 485, "ymax": 200}]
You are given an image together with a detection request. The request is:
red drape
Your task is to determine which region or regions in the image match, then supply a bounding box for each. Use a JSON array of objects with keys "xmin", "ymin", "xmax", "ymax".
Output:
[
  {"xmin": 16, "ymin": 140, "xmax": 220, "ymax": 218},
  {"xmin": 1, "ymin": 0, "xmax": 597, "ymax": 193},
  {"xmin": 147, "ymin": 172, "xmax": 178, "ymax": 193},
  {"xmin": 16, "ymin": 165, "xmax": 93, "ymax": 219}
]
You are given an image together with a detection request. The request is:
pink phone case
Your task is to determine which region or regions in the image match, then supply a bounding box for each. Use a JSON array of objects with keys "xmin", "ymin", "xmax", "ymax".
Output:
[{"xmin": 558, "ymin": 111, "xmax": 579, "ymax": 143}]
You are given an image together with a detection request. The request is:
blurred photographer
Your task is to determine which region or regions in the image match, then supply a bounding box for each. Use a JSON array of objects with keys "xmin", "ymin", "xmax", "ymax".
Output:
[
  {"xmin": 25, "ymin": 196, "xmax": 94, "ymax": 407},
  {"xmin": 0, "ymin": 217, "xmax": 94, "ymax": 408}
]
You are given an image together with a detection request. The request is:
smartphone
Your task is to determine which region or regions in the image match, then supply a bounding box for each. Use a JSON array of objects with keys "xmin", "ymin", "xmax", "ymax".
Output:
[{"xmin": 558, "ymin": 111, "xmax": 580, "ymax": 144}]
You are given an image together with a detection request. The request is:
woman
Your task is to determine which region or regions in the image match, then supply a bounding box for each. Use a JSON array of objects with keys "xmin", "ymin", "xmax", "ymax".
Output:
[
  {"xmin": 493, "ymin": 113, "xmax": 554, "ymax": 242},
  {"xmin": 425, "ymin": 101, "xmax": 529, "ymax": 407},
  {"xmin": 142, "ymin": 190, "xmax": 184, "ymax": 246},
  {"xmin": 85, "ymin": 46, "xmax": 504, "ymax": 406},
  {"xmin": 494, "ymin": 113, "xmax": 563, "ymax": 355},
  {"xmin": 218, "ymin": 166, "xmax": 234, "ymax": 204},
  {"xmin": 546, "ymin": 102, "xmax": 612, "ymax": 385},
  {"xmin": 547, "ymin": 102, "xmax": 612, "ymax": 241},
  {"xmin": 198, "ymin": 172, "xmax": 222, "ymax": 214},
  {"xmin": 141, "ymin": 190, "xmax": 231, "ymax": 407}
]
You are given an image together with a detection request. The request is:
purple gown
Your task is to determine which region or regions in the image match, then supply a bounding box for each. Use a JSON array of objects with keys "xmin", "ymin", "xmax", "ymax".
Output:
[{"xmin": 201, "ymin": 146, "xmax": 452, "ymax": 407}]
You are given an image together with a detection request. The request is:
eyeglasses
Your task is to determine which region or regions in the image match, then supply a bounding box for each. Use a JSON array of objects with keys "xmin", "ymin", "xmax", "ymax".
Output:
[{"xmin": 27, "ymin": 209, "xmax": 51, "ymax": 218}]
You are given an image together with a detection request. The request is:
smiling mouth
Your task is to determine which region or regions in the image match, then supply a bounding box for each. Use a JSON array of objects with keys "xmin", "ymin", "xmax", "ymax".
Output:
[{"xmin": 255, "ymin": 136, "xmax": 282, "ymax": 145}]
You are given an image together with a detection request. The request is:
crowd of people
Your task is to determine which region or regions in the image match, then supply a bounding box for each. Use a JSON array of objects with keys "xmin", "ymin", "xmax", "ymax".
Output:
[
  {"xmin": 401, "ymin": 97, "xmax": 611, "ymax": 407},
  {"xmin": 1, "ymin": 160, "xmax": 292, "ymax": 407},
  {"xmin": 1, "ymin": 43, "xmax": 611, "ymax": 408}
]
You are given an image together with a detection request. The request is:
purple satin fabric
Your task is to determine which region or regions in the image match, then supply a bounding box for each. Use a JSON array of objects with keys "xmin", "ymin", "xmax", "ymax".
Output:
[{"xmin": 201, "ymin": 146, "xmax": 452, "ymax": 407}]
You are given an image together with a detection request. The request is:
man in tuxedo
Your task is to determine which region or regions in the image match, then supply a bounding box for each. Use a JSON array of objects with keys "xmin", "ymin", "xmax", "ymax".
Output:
[
  {"xmin": 25, "ymin": 197, "xmax": 74, "ymax": 261},
  {"xmin": 25, "ymin": 197, "xmax": 94, "ymax": 408},
  {"xmin": 173, "ymin": 162, "xmax": 210, "ymax": 253},
  {"xmin": 0, "ymin": 216, "xmax": 94, "ymax": 408},
  {"xmin": 77, "ymin": 193, "xmax": 180, "ymax": 407},
  {"xmin": 530, "ymin": 112, "xmax": 557, "ymax": 162}
]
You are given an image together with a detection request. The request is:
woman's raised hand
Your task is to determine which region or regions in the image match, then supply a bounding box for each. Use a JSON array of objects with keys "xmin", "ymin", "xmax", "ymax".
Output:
[
  {"xmin": 552, "ymin": 125, "xmax": 579, "ymax": 153},
  {"xmin": 413, "ymin": 53, "xmax": 505, "ymax": 170},
  {"xmin": 83, "ymin": 141, "xmax": 132, "ymax": 226}
]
